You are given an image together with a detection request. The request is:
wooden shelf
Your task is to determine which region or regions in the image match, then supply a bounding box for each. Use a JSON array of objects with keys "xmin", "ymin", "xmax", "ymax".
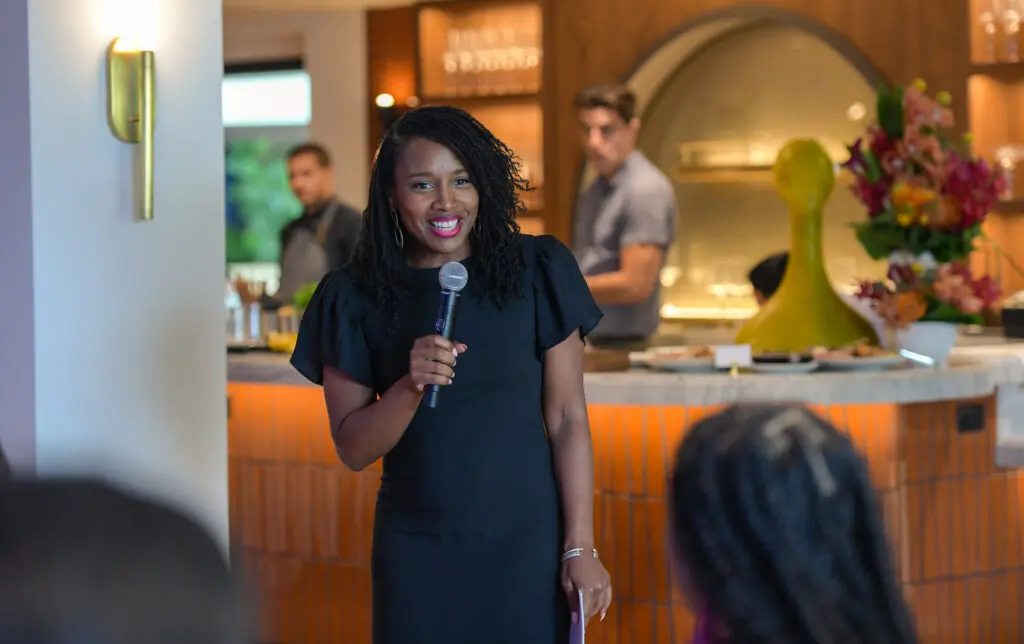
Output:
[
  {"xmin": 994, "ymin": 198, "xmax": 1024, "ymax": 215},
  {"xmin": 674, "ymin": 167, "xmax": 773, "ymax": 184},
  {"xmin": 969, "ymin": 61, "xmax": 1024, "ymax": 79},
  {"xmin": 418, "ymin": 92, "xmax": 540, "ymax": 106}
]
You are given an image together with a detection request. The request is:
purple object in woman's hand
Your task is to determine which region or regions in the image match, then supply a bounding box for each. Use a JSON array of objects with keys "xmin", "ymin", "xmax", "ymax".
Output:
[{"xmin": 690, "ymin": 607, "xmax": 713, "ymax": 644}]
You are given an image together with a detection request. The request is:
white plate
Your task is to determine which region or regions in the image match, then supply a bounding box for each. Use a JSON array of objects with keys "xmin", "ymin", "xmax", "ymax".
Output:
[
  {"xmin": 750, "ymin": 360, "xmax": 820, "ymax": 374},
  {"xmin": 628, "ymin": 351, "xmax": 652, "ymax": 367},
  {"xmin": 819, "ymin": 355, "xmax": 906, "ymax": 371},
  {"xmin": 645, "ymin": 356, "xmax": 717, "ymax": 373}
]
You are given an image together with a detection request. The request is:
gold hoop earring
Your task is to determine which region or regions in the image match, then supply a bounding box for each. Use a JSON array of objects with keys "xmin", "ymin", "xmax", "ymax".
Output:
[{"xmin": 391, "ymin": 209, "xmax": 404, "ymax": 249}]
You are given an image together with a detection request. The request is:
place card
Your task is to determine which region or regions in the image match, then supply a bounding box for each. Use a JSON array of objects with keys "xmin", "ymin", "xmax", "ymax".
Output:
[{"xmin": 713, "ymin": 344, "xmax": 752, "ymax": 369}]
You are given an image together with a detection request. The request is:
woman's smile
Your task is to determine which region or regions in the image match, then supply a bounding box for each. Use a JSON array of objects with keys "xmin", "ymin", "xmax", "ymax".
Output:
[{"xmin": 427, "ymin": 216, "xmax": 463, "ymax": 238}]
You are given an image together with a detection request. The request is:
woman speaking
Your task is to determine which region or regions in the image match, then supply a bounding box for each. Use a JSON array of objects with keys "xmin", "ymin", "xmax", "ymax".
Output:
[{"xmin": 291, "ymin": 105, "xmax": 612, "ymax": 644}]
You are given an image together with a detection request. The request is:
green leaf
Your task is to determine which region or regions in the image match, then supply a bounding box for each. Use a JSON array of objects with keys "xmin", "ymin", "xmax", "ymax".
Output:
[
  {"xmin": 924, "ymin": 300, "xmax": 982, "ymax": 325},
  {"xmin": 873, "ymin": 209, "xmax": 897, "ymax": 225},
  {"xmin": 877, "ymin": 85, "xmax": 905, "ymax": 139},
  {"xmin": 862, "ymin": 150, "xmax": 883, "ymax": 182},
  {"xmin": 908, "ymin": 225, "xmax": 924, "ymax": 251},
  {"xmin": 853, "ymin": 222, "xmax": 907, "ymax": 260},
  {"xmin": 292, "ymin": 281, "xmax": 320, "ymax": 310},
  {"xmin": 922, "ymin": 226, "xmax": 980, "ymax": 263}
]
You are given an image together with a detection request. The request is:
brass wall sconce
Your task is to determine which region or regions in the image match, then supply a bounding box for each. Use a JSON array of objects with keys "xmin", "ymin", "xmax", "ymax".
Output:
[{"xmin": 106, "ymin": 37, "xmax": 155, "ymax": 221}]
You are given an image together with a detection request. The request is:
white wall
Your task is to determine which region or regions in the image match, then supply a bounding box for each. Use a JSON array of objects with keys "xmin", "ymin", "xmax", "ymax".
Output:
[
  {"xmin": 223, "ymin": 10, "xmax": 369, "ymax": 209},
  {"xmin": 0, "ymin": 0, "xmax": 228, "ymax": 545},
  {"xmin": 0, "ymin": 0, "xmax": 36, "ymax": 473}
]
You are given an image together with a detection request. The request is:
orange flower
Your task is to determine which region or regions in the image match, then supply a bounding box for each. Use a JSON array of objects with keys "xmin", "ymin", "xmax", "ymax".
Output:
[
  {"xmin": 891, "ymin": 182, "xmax": 937, "ymax": 208},
  {"xmin": 876, "ymin": 291, "xmax": 927, "ymax": 328},
  {"xmin": 928, "ymin": 198, "xmax": 964, "ymax": 230}
]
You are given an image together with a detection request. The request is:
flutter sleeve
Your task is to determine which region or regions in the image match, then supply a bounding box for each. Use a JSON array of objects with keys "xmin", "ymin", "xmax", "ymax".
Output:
[
  {"xmin": 532, "ymin": 234, "xmax": 604, "ymax": 355},
  {"xmin": 289, "ymin": 271, "xmax": 374, "ymax": 388}
]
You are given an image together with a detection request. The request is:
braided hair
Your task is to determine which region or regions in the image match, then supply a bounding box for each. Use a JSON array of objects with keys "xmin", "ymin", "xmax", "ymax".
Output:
[
  {"xmin": 670, "ymin": 404, "xmax": 917, "ymax": 644},
  {"xmin": 349, "ymin": 105, "xmax": 527, "ymax": 326}
]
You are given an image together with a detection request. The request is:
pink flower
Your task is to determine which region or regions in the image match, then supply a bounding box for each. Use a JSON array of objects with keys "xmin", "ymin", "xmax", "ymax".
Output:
[
  {"xmin": 931, "ymin": 263, "xmax": 1001, "ymax": 314},
  {"xmin": 973, "ymin": 275, "xmax": 1002, "ymax": 307},
  {"xmin": 941, "ymin": 153, "xmax": 1003, "ymax": 230},
  {"xmin": 887, "ymin": 264, "xmax": 916, "ymax": 286},
  {"xmin": 851, "ymin": 177, "xmax": 889, "ymax": 217},
  {"xmin": 960, "ymin": 295, "xmax": 984, "ymax": 315},
  {"xmin": 856, "ymin": 281, "xmax": 886, "ymax": 300},
  {"xmin": 903, "ymin": 86, "xmax": 955, "ymax": 130},
  {"xmin": 869, "ymin": 126, "xmax": 894, "ymax": 158},
  {"xmin": 880, "ymin": 147, "xmax": 910, "ymax": 177}
]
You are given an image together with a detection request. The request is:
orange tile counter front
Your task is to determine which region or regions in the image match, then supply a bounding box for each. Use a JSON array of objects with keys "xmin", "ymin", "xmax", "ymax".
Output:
[{"xmin": 228, "ymin": 353, "xmax": 1024, "ymax": 644}]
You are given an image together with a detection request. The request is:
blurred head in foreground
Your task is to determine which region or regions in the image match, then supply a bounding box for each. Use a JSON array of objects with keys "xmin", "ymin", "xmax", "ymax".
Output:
[
  {"xmin": 669, "ymin": 404, "xmax": 917, "ymax": 644},
  {"xmin": 0, "ymin": 479, "xmax": 250, "ymax": 644}
]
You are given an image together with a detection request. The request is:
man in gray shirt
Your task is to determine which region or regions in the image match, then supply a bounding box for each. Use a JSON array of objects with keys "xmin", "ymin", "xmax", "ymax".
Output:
[
  {"xmin": 573, "ymin": 84, "xmax": 676, "ymax": 348},
  {"xmin": 268, "ymin": 142, "xmax": 362, "ymax": 308}
]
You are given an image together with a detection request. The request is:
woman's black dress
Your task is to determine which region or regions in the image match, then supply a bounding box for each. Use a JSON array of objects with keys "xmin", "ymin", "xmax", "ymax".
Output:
[{"xmin": 290, "ymin": 234, "xmax": 603, "ymax": 644}]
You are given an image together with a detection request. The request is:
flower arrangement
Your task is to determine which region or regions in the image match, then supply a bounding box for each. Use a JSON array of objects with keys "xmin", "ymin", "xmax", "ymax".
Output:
[
  {"xmin": 856, "ymin": 258, "xmax": 1001, "ymax": 328},
  {"xmin": 843, "ymin": 79, "xmax": 1005, "ymax": 328}
]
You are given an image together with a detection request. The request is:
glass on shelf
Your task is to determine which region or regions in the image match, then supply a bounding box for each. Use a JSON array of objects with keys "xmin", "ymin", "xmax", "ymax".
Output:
[
  {"xmin": 980, "ymin": 0, "xmax": 1003, "ymax": 61},
  {"xmin": 994, "ymin": 145, "xmax": 1024, "ymax": 199},
  {"xmin": 1003, "ymin": 0, "xmax": 1022, "ymax": 61}
]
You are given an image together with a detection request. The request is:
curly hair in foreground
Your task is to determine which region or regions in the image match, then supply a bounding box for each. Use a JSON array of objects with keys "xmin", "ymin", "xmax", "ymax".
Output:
[
  {"xmin": 349, "ymin": 105, "xmax": 528, "ymax": 325},
  {"xmin": 670, "ymin": 404, "xmax": 918, "ymax": 644}
]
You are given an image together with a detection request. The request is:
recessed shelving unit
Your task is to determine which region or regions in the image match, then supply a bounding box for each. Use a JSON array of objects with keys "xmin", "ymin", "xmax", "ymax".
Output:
[
  {"xmin": 968, "ymin": 0, "xmax": 1024, "ymax": 293},
  {"xmin": 416, "ymin": 0, "xmax": 545, "ymax": 216}
]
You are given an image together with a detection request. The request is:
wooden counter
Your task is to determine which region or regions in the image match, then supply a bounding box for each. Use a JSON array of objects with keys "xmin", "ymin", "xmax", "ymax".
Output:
[{"xmin": 228, "ymin": 349, "xmax": 1024, "ymax": 643}]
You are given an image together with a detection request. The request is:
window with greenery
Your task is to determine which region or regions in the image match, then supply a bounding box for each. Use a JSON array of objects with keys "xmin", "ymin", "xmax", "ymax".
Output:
[
  {"xmin": 223, "ymin": 67, "xmax": 311, "ymax": 264},
  {"xmin": 225, "ymin": 138, "xmax": 301, "ymax": 263}
]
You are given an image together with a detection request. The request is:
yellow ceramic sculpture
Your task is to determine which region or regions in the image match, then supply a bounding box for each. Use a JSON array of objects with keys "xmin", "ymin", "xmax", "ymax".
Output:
[{"xmin": 735, "ymin": 139, "xmax": 879, "ymax": 351}]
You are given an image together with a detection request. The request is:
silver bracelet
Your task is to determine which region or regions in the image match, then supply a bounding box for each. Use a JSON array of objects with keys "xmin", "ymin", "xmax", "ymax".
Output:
[{"xmin": 560, "ymin": 547, "xmax": 599, "ymax": 563}]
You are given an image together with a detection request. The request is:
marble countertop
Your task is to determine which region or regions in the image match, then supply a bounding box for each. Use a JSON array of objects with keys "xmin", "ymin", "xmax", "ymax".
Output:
[{"xmin": 227, "ymin": 343, "xmax": 1024, "ymax": 406}]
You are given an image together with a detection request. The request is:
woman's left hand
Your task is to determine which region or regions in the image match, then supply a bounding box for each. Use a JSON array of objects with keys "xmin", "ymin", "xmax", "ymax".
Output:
[{"xmin": 562, "ymin": 555, "xmax": 612, "ymax": 625}]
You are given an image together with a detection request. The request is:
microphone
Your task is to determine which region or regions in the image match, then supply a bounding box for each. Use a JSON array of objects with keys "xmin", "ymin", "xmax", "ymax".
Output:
[{"xmin": 425, "ymin": 261, "xmax": 469, "ymax": 408}]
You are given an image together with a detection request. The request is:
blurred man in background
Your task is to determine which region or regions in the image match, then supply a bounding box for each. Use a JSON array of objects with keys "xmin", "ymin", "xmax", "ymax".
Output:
[
  {"xmin": 573, "ymin": 84, "xmax": 676, "ymax": 349},
  {"xmin": 269, "ymin": 142, "xmax": 362, "ymax": 308}
]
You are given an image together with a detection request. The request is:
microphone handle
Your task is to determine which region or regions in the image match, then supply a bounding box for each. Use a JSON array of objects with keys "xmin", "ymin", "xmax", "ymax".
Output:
[{"xmin": 425, "ymin": 289, "xmax": 460, "ymax": 409}]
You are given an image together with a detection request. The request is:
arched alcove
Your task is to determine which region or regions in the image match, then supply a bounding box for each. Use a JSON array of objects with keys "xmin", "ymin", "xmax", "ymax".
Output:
[{"xmin": 581, "ymin": 10, "xmax": 890, "ymax": 322}]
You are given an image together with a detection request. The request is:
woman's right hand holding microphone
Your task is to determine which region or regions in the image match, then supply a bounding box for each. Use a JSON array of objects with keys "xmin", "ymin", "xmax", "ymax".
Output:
[{"xmin": 407, "ymin": 335, "xmax": 467, "ymax": 392}]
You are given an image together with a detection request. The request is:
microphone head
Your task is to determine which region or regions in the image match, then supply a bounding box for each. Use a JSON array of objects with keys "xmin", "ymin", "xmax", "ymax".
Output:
[{"xmin": 438, "ymin": 261, "xmax": 469, "ymax": 292}]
